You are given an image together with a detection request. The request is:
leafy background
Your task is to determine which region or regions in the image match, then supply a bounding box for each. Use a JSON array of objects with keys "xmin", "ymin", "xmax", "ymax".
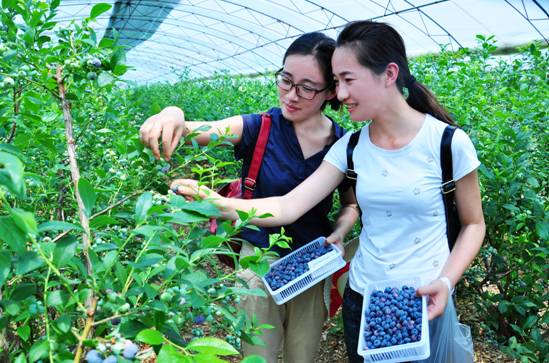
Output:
[{"xmin": 0, "ymin": 1, "xmax": 547, "ymax": 362}]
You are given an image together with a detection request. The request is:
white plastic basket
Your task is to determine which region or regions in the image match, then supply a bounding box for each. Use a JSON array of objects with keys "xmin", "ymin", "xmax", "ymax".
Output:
[
  {"xmin": 357, "ymin": 276, "xmax": 430, "ymax": 363},
  {"xmin": 262, "ymin": 236, "xmax": 345, "ymax": 305}
]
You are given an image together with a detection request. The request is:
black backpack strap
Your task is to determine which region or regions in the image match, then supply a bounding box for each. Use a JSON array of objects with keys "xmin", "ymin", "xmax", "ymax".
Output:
[
  {"xmin": 441, "ymin": 125, "xmax": 460, "ymax": 250},
  {"xmin": 345, "ymin": 130, "xmax": 362, "ymax": 226}
]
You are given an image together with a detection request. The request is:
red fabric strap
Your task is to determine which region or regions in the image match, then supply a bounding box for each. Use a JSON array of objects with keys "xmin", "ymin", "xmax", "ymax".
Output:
[
  {"xmin": 329, "ymin": 261, "xmax": 350, "ymax": 317},
  {"xmin": 242, "ymin": 113, "xmax": 271, "ymax": 199}
]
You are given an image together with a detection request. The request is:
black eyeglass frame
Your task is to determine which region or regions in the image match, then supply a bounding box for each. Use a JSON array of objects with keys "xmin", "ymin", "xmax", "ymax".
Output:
[{"xmin": 274, "ymin": 70, "xmax": 331, "ymax": 100}]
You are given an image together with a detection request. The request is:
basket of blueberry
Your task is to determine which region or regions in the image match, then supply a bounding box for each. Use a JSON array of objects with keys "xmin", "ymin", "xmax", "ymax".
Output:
[
  {"xmin": 357, "ymin": 277, "xmax": 430, "ymax": 363},
  {"xmin": 262, "ymin": 236, "xmax": 345, "ymax": 305}
]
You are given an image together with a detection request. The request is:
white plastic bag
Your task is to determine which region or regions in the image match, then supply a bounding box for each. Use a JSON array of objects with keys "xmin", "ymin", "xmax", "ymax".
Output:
[{"xmin": 418, "ymin": 295, "xmax": 474, "ymax": 363}]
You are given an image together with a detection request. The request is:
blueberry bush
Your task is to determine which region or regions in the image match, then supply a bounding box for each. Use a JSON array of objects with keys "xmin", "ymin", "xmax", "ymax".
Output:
[
  {"xmin": 0, "ymin": 1, "xmax": 279, "ymax": 362},
  {"xmin": 0, "ymin": 1, "xmax": 547, "ymax": 362}
]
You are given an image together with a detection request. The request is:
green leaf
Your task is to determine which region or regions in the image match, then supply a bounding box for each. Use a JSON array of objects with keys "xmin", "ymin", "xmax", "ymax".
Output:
[
  {"xmin": 78, "ymin": 178, "xmax": 96, "ymax": 217},
  {"xmin": 0, "ymin": 216, "xmax": 27, "ymax": 253},
  {"xmin": 193, "ymin": 354, "xmax": 226, "ymax": 363},
  {"xmin": 55, "ymin": 315, "xmax": 72, "ymax": 333},
  {"xmin": 241, "ymin": 355, "xmax": 268, "ymax": 363},
  {"xmin": 102, "ymin": 250, "xmax": 118, "ymax": 270},
  {"xmin": 97, "ymin": 71, "xmax": 115, "ymax": 86},
  {"xmin": 175, "ymin": 199, "xmax": 221, "ymax": 217},
  {"xmin": 13, "ymin": 353, "xmax": 28, "ymax": 363},
  {"xmin": 129, "ymin": 253, "xmax": 163, "ymax": 270},
  {"xmin": 0, "ymin": 251, "xmax": 10, "ymax": 287},
  {"xmin": 247, "ymin": 260, "xmax": 270, "ymax": 277},
  {"xmin": 200, "ymin": 235, "xmax": 226, "ymax": 248},
  {"xmin": 132, "ymin": 225, "xmax": 164, "ymax": 238},
  {"xmin": 0, "ymin": 151, "xmax": 25, "ymax": 197},
  {"xmin": 0, "ymin": 144, "xmax": 24, "ymax": 159},
  {"xmin": 498, "ymin": 301, "xmax": 510, "ymax": 314},
  {"xmin": 2, "ymin": 0, "xmax": 17, "ymax": 11},
  {"xmin": 89, "ymin": 3, "xmax": 112, "ymax": 19},
  {"xmin": 156, "ymin": 344, "xmax": 187, "ymax": 363},
  {"xmin": 23, "ymin": 28, "xmax": 35, "ymax": 48},
  {"xmin": 161, "ymin": 211, "xmax": 208, "ymax": 225},
  {"xmin": 38, "ymin": 221, "xmax": 82, "ymax": 233},
  {"xmin": 53, "ymin": 236, "xmax": 77, "ymax": 267},
  {"xmin": 17, "ymin": 325, "xmax": 31, "ymax": 342},
  {"xmin": 90, "ymin": 215, "xmax": 119, "ymax": 229},
  {"xmin": 47, "ymin": 290, "xmax": 70, "ymax": 307},
  {"xmin": 136, "ymin": 329, "xmax": 164, "ymax": 345},
  {"xmin": 29, "ymin": 339, "xmax": 49, "ymax": 362},
  {"xmin": 11, "ymin": 208, "xmax": 37, "ymax": 235},
  {"xmin": 523, "ymin": 315, "xmax": 538, "ymax": 330},
  {"xmin": 186, "ymin": 337, "xmax": 239, "ymax": 356},
  {"xmin": 15, "ymin": 252, "xmax": 44, "ymax": 275},
  {"xmin": 135, "ymin": 192, "xmax": 153, "ymax": 225},
  {"xmin": 535, "ymin": 221, "xmax": 548, "ymax": 241}
]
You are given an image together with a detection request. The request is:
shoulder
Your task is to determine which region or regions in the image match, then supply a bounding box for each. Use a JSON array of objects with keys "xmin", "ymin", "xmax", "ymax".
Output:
[{"xmin": 242, "ymin": 107, "xmax": 282, "ymax": 133}]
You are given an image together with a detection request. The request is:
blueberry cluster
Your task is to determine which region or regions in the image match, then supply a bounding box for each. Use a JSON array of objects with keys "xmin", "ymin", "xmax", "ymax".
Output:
[
  {"xmin": 363, "ymin": 286, "xmax": 422, "ymax": 350},
  {"xmin": 265, "ymin": 244, "xmax": 332, "ymax": 291},
  {"xmin": 85, "ymin": 340, "xmax": 138, "ymax": 363}
]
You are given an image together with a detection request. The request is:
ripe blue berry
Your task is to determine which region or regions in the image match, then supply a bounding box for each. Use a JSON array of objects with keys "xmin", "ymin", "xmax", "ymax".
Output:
[
  {"xmin": 363, "ymin": 285, "xmax": 422, "ymax": 350},
  {"xmin": 122, "ymin": 341, "xmax": 139, "ymax": 359},
  {"xmin": 193, "ymin": 314, "xmax": 206, "ymax": 324},
  {"xmin": 85, "ymin": 350, "xmax": 103, "ymax": 363},
  {"xmin": 265, "ymin": 243, "xmax": 333, "ymax": 290},
  {"xmin": 103, "ymin": 355, "xmax": 117, "ymax": 363}
]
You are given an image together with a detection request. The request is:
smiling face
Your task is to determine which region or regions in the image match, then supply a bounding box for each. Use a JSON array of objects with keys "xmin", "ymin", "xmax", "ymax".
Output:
[
  {"xmin": 332, "ymin": 46, "xmax": 387, "ymax": 122},
  {"xmin": 278, "ymin": 54, "xmax": 334, "ymax": 122}
]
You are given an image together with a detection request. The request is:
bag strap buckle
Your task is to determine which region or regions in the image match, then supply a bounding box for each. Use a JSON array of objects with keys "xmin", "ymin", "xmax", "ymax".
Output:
[
  {"xmin": 441, "ymin": 180, "xmax": 456, "ymax": 194},
  {"xmin": 244, "ymin": 177, "xmax": 256, "ymax": 192},
  {"xmin": 345, "ymin": 169, "xmax": 357, "ymax": 180}
]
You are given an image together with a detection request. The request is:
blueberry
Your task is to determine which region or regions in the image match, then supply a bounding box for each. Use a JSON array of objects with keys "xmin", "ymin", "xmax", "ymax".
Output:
[
  {"xmin": 103, "ymin": 355, "xmax": 117, "ymax": 363},
  {"xmin": 89, "ymin": 58, "xmax": 102, "ymax": 68},
  {"xmin": 363, "ymin": 285, "xmax": 422, "ymax": 349},
  {"xmin": 193, "ymin": 314, "xmax": 206, "ymax": 324},
  {"xmin": 85, "ymin": 350, "xmax": 103, "ymax": 363},
  {"xmin": 122, "ymin": 341, "xmax": 139, "ymax": 359}
]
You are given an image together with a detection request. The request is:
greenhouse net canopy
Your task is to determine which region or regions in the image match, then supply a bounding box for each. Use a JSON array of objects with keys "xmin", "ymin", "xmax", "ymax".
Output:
[{"xmin": 55, "ymin": 0, "xmax": 549, "ymax": 83}]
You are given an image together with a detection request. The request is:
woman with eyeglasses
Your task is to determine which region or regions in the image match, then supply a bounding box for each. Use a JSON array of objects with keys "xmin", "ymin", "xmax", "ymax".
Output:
[
  {"xmin": 172, "ymin": 21, "xmax": 485, "ymax": 363},
  {"xmin": 139, "ymin": 32, "xmax": 358, "ymax": 363}
]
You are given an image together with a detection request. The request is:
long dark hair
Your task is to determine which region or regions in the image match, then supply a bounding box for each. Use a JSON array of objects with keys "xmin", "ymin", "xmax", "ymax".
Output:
[
  {"xmin": 283, "ymin": 32, "xmax": 341, "ymax": 110},
  {"xmin": 336, "ymin": 21, "xmax": 454, "ymax": 124}
]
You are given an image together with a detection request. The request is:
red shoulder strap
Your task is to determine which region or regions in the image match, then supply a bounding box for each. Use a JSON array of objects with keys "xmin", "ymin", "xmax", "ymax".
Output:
[{"xmin": 242, "ymin": 113, "xmax": 271, "ymax": 199}]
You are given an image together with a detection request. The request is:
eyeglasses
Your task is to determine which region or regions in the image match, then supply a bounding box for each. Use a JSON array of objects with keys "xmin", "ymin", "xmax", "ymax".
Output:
[{"xmin": 275, "ymin": 71, "xmax": 330, "ymax": 100}]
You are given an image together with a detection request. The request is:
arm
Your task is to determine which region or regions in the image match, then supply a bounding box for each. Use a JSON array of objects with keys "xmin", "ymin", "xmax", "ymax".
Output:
[
  {"xmin": 325, "ymin": 187, "xmax": 360, "ymax": 255},
  {"xmin": 417, "ymin": 169, "xmax": 485, "ymax": 319},
  {"xmin": 172, "ymin": 161, "xmax": 345, "ymax": 227},
  {"xmin": 139, "ymin": 106, "xmax": 244, "ymax": 160}
]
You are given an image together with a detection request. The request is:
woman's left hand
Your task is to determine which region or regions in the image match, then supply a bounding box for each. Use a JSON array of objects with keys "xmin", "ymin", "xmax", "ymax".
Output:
[
  {"xmin": 326, "ymin": 231, "xmax": 345, "ymax": 256},
  {"xmin": 416, "ymin": 279, "xmax": 449, "ymax": 320}
]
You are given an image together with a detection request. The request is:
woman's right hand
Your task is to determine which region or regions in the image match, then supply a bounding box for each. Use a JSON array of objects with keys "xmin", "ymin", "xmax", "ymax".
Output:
[
  {"xmin": 140, "ymin": 106, "xmax": 186, "ymax": 160},
  {"xmin": 170, "ymin": 179, "xmax": 218, "ymax": 201}
]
